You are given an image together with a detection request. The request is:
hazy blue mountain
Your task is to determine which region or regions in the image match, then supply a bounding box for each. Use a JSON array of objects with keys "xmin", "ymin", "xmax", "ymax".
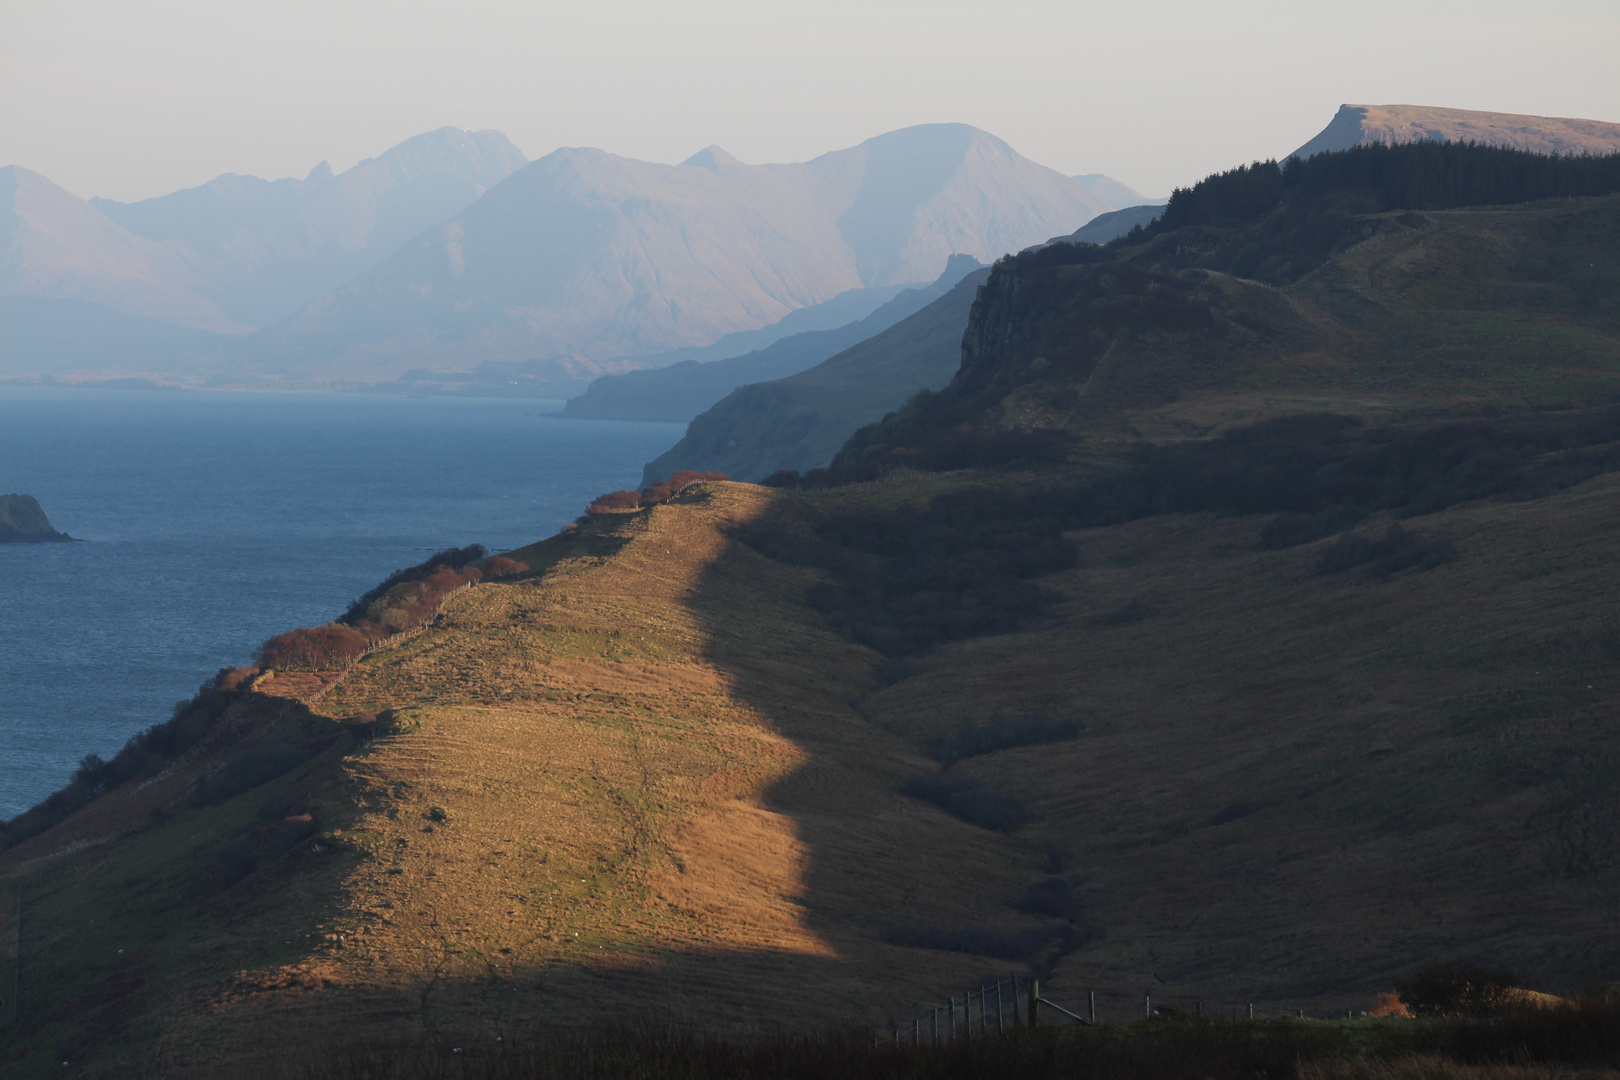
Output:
[
  {"xmin": 559, "ymin": 254, "xmax": 984, "ymax": 422},
  {"xmin": 93, "ymin": 128, "xmax": 527, "ymax": 326},
  {"xmin": 372, "ymin": 282, "xmax": 916, "ymax": 401},
  {"xmin": 1291, "ymin": 104, "xmax": 1620, "ymax": 160},
  {"xmin": 239, "ymin": 125, "xmax": 1111, "ymax": 382},
  {"xmin": 0, "ymin": 296, "xmax": 234, "ymax": 379},
  {"xmin": 613, "ymin": 282, "xmax": 915, "ymax": 367},
  {"xmin": 0, "ymin": 166, "xmax": 247, "ymax": 335},
  {"xmin": 1073, "ymin": 173, "xmax": 1164, "ymax": 210},
  {"xmin": 641, "ymin": 267, "xmax": 992, "ymax": 485}
]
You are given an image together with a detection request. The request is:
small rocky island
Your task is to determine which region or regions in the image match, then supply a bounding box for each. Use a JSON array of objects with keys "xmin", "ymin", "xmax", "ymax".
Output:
[{"xmin": 0, "ymin": 494, "xmax": 74, "ymax": 542}]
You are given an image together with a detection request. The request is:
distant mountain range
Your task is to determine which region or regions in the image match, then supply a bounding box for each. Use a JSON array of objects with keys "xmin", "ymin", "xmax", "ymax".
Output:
[
  {"xmin": 8, "ymin": 105, "xmax": 1612, "ymax": 392},
  {"xmin": 242, "ymin": 125, "xmax": 1112, "ymax": 382},
  {"xmin": 92, "ymin": 128, "xmax": 527, "ymax": 328},
  {"xmin": 1, "ymin": 124, "xmax": 1122, "ymax": 386}
]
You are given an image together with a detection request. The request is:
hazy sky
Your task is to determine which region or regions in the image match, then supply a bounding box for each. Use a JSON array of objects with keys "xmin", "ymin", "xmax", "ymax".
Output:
[{"xmin": 3, "ymin": 0, "xmax": 1617, "ymax": 203}]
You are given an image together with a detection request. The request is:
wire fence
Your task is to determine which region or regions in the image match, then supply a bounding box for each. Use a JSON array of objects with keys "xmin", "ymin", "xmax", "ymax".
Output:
[
  {"xmin": 297, "ymin": 580, "xmax": 478, "ymax": 703},
  {"xmin": 890, "ymin": 977, "xmax": 1347, "ymax": 1044}
]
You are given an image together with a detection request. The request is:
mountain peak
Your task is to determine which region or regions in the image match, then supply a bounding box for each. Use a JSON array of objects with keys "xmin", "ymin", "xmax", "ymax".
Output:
[
  {"xmin": 305, "ymin": 160, "xmax": 334, "ymax": 184},
  {"xmin": 681, "ymin": 145, "xmax": 743, "ymax": 169}
]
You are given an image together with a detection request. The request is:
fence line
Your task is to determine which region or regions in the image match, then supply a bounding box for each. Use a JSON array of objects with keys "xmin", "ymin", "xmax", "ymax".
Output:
[
  {"xmin": 889, "ymin": 976, "xmax": 1335, "ymax": 1044},
  {"xmin": 292, "ymin": 580, "xmax": 479, "ymax": 704}
]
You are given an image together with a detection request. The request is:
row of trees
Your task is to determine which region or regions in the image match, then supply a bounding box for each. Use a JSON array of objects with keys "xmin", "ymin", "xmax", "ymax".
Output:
[
  {"xmin": 585, "ymin": 470, "xmax": 728, "ymax": 515},
  {"xmin": 259, "ymin": 551, "xmax": 529, "ymax": 671},
  {"xmin": 1144, "ymin": 140, "xmax": 1620, "ymax": 241}
]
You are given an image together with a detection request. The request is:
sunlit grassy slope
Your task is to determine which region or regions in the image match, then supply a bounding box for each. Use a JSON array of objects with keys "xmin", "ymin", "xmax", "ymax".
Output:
[{"xmin": 4, "ymin": 195, "xmax": 1620, "ymax": 1079}]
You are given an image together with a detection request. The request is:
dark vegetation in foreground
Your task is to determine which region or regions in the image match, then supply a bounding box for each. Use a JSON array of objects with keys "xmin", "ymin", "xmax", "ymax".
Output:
[{"xmin": 257, "ymin": 992, "xmax": 1620, "ymax": 1080}]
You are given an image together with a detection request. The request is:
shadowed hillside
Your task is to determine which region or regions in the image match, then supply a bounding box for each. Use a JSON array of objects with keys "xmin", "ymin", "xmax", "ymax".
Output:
[{"xmin": 640, "ymin": 267, "xmax": 990, "ymax": 484}]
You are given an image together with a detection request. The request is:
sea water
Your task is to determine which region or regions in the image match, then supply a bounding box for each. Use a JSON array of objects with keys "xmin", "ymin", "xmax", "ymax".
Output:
[{"xmin": 0, "ymin": 387, "xmax": 684, "ymax": 818}]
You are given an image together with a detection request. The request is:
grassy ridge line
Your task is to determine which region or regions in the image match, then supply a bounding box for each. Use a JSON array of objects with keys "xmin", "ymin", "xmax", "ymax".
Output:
[{"xmin": 0, "ymin": 483, "xmax": 1059, "ymax": 1077}]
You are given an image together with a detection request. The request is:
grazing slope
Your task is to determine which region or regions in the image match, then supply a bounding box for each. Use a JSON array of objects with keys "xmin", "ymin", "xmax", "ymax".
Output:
[
  {"xmin": 1292, "ymin": 104, "xmax": 1620, "ymax": 160},
  {"xmin": 241, "ymin": 125, "xmax": 1109, "ymax": 382},
  {"xmin": 641, "ymin": 267, "xmax": 991, "ymax": 484},
  {"xmin": 7, "ymin": 143, "xmax": 1620, "ymax": 1079}
]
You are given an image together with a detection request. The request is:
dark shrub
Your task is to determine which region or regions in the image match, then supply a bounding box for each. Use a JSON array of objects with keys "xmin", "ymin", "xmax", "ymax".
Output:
[
  {"xmin": 743, "ymin": 486, "xmax": 1077, "ymax": 656},
  {"xmin": 206, "ymin": 838, "xmax": 257, "ymax": 892},
  {"xmin": 881, "ymin": 923, "xmax": 1084, "ymax": 960},
  {"xmin": 878, "ymin": 657, "xmax": 919, "ymax": 685},
  {"xmin": 192, "ymin": 745, "xmax": 312, "ymax": 807},
  {"xmin": 904, "ymin": 774, "xmax": 1031, "ymax": 832},
  {"xmin": 256, "ymin": 624, "xmax": 372, "ymax": 670},
  {"xmin": 1317, "ymin": 524, "xmax": 1456, "ymax": 576},
  {"xmin": 481, "ymin": 555, "xmax": 528, "ymax": 579},
  {"xmin": 587, "ymin": 490, "xmax": 642, "ymax": 514},
  {"xmin": 268, "ymin": 814, "xmax": 317, "ymax": 853},
  {"xmin": 760, "ymin": 469, "xmax": 800, "ymax": 489},
  {"xmin": 1101, "ymin": 599, "xmax": 1150, "ymax": 626},
  {"xmin": 340, "ymin": 546, "xmax": 486, "ymax": 623},
  {"xmin": 1395, "ymin": 961, "xmax": 1520, "ymax": 1016},
  {"xmin": 1016, "ymin": 877, "xmax": 1080, "ymax": 920},
  {"xmin": 1207, "ymin": 801, "xmax": 1266, "ymax": 826},
  {"xmin": 668, "ymin": 470, "xmax": 728, "ymax": 489},
  {"xmin": 73, "ymin": 754, "xmax": 109, "ymax": 798},
  {"xmin": 256, "ymin": 788, "xmax": 294, "ymax": 821},
  {"xmin": 932, "ymin": 714, "xmax": 1082, "ymax": 766}
]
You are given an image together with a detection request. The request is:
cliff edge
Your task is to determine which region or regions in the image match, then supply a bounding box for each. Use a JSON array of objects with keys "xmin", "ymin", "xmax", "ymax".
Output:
[{"xmin": 0, "ymin": 494, "xmax": 72, "ymax": 542}]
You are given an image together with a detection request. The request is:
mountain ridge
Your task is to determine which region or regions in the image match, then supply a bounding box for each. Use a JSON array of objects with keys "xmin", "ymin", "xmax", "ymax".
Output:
[
  {"xmin": 234, "ymin": 124, "xmax": 1111, "ymax": 382},
  {"xmin": 90, "ymin": 127, "xmax": 528, "ymax": 327}
]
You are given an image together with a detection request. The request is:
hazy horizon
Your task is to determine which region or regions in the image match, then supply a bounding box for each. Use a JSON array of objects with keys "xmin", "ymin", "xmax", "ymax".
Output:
[{"xmin": 3, "ymin": 0, "xmax": 1617, "ymax": 204}]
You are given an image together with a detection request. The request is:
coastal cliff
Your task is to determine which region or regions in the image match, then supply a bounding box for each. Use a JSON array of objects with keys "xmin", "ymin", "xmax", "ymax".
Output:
[{"xmin": 0, "ymin": 494, "xmax": 72, "ymax": 542}]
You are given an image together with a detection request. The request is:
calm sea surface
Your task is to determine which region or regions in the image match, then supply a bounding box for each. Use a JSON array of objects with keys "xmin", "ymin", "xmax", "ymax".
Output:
[{"xmin": 0, "ymin": 387, "xmax": 684, "ymax": 818}]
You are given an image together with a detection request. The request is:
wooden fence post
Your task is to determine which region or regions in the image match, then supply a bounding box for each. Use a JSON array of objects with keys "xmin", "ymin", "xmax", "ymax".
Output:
[
  {"xmin": 1145, "ymin": 992, "xmax": 1151, "ymax": 1019},
  {"xmin": 996, "ymin": 980, "xmax": 1005, "ymax": 1034},
  {"xmin": 1028, "ymin": 978, "xmax": 1039, "ymax": 1029},
  {"xmin": 1089, "ymin": 990, "xmax": 1096, "ymax": 1025},
  {"xmin": 1248, "ymin": 1002, "xmax": 1253, "ymax": 1020},
  {"xmin": 931, "ymin": 1007, "xmax": 938, "ymax": 1045}
]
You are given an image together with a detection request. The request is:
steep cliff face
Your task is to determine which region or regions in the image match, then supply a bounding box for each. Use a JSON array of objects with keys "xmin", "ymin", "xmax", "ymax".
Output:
[
  {"xmin": 641, "ymin": 266, "xmax": 989, "ymax": 484},
  {"xmin": 828, "ymin": 149, "xmax": 1620, "ymax": 474},
  {"xmin": 0, "ymin": 494, "xmax": 72, "ymax": 542}
]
